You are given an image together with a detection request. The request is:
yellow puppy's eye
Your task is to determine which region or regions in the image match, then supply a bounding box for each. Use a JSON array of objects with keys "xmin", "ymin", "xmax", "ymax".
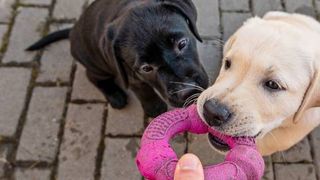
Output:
[
  {"xmin": 225, "ymin": 59, "xmax": 231, "ymax": 70},
  {"xmin": 264, "ymin": 80, "xmax": 282, "ymax": 91}
]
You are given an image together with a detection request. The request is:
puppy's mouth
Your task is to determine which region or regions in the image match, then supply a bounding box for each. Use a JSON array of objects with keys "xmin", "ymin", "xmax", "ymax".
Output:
[
  {"xmin": 208, "ymin": 131, "xmax": 262, "ymax": 152},
  {"xmin": 208, "ymin": 133, "xmax": 230, "ymax": 152}
]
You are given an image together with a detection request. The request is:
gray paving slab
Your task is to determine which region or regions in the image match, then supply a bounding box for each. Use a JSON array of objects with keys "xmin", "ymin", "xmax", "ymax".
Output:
[
  {"xmin": 192, "ymin": 0, "xmax": 220, "ymax": 38},
  {"xmin": 16, "ymin": 87, "xmax": 68, "ymax": 162},
  {"xmin": 0, "ymin": 0, "xmax": 15, "ymax": 23},
  {"xmin": 272, "ymin": 138, "xmax": 312, "ymax": 163},
  {"xmin": 284, "ymin": 0, "xmax": 313, "ymax": 13},
  {"xmin": 274, "ymin": 164, "xmax": 317, "ymax": 180},
  {"xmin": 170, "ymin": 134, "xmax": 187, "ymax": 158},
  {"xmin": 187, "ymin": 134, "xmax": 224, "ymax": 166},
  {"xmin": 221, "ymin": 0, "xmax": 250, "ymax": 11},
  {"xmin": 252, "ymin": 0, "xmax": 283, "ymax": 17},
  {"xmin": 57, "ymin": 104, "xmax": 104, "ymax": 180},
  {"xmin": 263, "ymin": 156, "xmax": 274, "ymax": 180},
  {"xmin": 53, "ymin": 0, "xmax": 87, "ymax": 19},
  {"xmin": 37, "ymin": 38, "xmax": 73, "ymax": 83},
  {"xmin": 221, "ymin": 12, "xmax": 252, "ymax": 40},
  {"xmin": 2, "ymin": 8, "xmax": 48, "ymax": 63},
  {"xmin": 197, "ymin": 41, "xmax": 221, "ymax": 84},
  {"xmin": 106, "ymin": 91, "xmax": 144, "ymax": 136},
  {"xmin": 0, "ymin": 68, "xmax": 31, "ymax": 137},
  {"xmin": 101, "ymin": 138, "xmax": 141, "ymax": 180},
  {"xmin": 310, "ymin": 127, "xmax": 320, "ymax": 178},
  {"xmin": 71, "ymin": 63, "xmax": 105, "ymax": 101},
  {"xmin": 14, "ymin": 169, "xmax": 51, "ymax": 180}
]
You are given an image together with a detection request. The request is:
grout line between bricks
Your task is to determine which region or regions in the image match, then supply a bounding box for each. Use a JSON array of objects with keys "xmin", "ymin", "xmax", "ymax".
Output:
[
  {"xmin": 220, "ymin": 10, "xmax": 251, "ymax": 13},
  {"xmin": 0, "ymin": 62, "xmax": 36, "ymax": 68},
  {"xmin": 50, "ymin": 57, "xmax": 76, "ymax": 180},
  {"xmin": 8, "ymin": 64, "xmax": 38, "ymax": 178},
  {"xmin": 70, "ymin": 100, "xmax": 106, "ymax": 105},
  {"xmin": 6, "ymin": 1, "xmax": 53, "ymax": 179},
  {"xmin": 0, "ymin": 0, "xmax": 20, "ymax": 64},
  {"xmin": 13, "ymin": 161, "xmax": 51, "ymax": 169},
  {"xmin": 17, "ymin": 3, "xmax": 50, "ymax": 8},
  {"xmin": 280, "ymin": 0, "xmax": 286, "ymax": 11},
  {"xmin": 94, "ymin": 105, "xmax": 108, "ymax": 180},
  {"xmin": 105, "ymin": 134, "xmax": 142, "ymax": 138},
  {"xmin": 313, "ymin": 0, "xmax": 320, "ymax": 22},
  {"xmin": 248, "ymin": 0, "xmax": 254, "ymax": 16}
]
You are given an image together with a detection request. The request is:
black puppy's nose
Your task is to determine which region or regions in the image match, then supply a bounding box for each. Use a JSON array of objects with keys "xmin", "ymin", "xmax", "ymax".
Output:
[{"xmin": 203, "ymin": 99, "xmax": 231, "ymax": 127}]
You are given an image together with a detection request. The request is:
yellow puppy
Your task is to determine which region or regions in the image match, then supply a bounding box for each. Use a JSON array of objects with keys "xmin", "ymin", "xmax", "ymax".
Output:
[{"xmin": 197, "ymin": 11, "xmax": 320, "ymax": 156}]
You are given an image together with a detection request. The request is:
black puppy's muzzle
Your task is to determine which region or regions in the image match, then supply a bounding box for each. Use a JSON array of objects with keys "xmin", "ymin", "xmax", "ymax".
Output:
[
  {"xmin": 177, "ymin": 88, "xmax": 201, "ymax": 101},
  {"xmin": 203, "ymin": 98, "xmax": 232, "ymax": 127}
]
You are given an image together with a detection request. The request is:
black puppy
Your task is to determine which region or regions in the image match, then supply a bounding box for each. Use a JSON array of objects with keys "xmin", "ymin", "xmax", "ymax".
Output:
[{"xmin": 27, "ymin": 0, "xmax": 209, "ymax": 117}]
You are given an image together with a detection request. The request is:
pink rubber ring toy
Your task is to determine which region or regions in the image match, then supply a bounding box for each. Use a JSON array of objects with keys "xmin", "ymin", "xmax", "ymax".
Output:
[{"xmin": 136, "ymin": 104, "xmax": 265, "ymax": 180}]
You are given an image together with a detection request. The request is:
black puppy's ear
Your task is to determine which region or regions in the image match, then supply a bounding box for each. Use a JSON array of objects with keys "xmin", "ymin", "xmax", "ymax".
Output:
[
  {"xmin": 160, "ymin": 0, "xmax": 202, "ymax": 42},
  {"xmin": 100, "ymin": 24, "xmax": 129, "ymax": 88}
]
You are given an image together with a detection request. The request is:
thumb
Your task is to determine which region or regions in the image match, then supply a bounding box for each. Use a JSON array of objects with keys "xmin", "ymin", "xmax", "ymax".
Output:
[{"xmin": 174, "ymin": 154, "xmax": 204, "ymax": 180}]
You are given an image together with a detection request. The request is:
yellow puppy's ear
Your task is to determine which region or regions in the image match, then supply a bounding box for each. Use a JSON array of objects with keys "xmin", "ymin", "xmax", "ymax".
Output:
[{"xmin": 294, "ymin": 69, "xmax": 320, "ymax": 123}]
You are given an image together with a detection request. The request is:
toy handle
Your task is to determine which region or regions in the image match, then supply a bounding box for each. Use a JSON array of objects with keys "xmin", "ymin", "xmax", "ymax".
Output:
[{"xmin": 136, "ymin": 105, "xmax": 264, "ymax": 180}]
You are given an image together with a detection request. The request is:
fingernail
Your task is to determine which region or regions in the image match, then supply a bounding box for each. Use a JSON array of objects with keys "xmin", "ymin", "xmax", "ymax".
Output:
[{"xmin": 178, "ymin": 155, "xmax": 199, "ymax": 170}]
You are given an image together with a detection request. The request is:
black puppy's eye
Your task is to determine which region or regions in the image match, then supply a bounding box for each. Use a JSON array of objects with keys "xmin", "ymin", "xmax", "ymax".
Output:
[
  {"xmin": 264, "ymin": 80, "xmax": 282, "ymax": 91},
  {"xmin": 140, "ymin": 64, "xmax": 153, "ymax": 73},
  {"xmin": 178, "ymin": 39, "xmax": 188, "ymax": 51},
  {"xmin": 225, "ymin": 59, "xmax": 232, "ymax": 70}
]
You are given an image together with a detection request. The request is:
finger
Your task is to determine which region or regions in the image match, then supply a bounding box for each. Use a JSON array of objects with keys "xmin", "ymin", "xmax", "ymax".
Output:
[{"xmin": 174, "ymin": 153, "xmax": 204, "ymax": 180}]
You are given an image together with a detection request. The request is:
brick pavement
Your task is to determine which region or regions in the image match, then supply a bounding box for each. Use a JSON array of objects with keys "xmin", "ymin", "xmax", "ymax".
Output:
[{"xmin": 0, "ymin": 0, "xmax": 319, "ymax": 180}]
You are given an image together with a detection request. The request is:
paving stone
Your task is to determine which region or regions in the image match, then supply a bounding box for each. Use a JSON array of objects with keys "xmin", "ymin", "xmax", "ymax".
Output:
[
  {"xmin": 0, "ymin": 0, "xmax": 15, "ymax": 23},
  {"xmin": 106, "ymin": 91, "xmax": 144, "ymax": 135},
  {"xmin": 0, "ymin": 144, "xmax": 12, "ymax": 178},
  {"xmin": 37, "ymin": 24, "xmax": 74, "ymax": 83},
  {"xmin": 187, "ymin": 134, "xmax": 224, "ymax": 166},
  {"xmin": 272, "ymin": 138, "xmax": 312, "ymax": 163},
  {"xmin": 53, "ymin": 0, "xmax": 86, "ymax": 19},
  {"xmin": 222, "ymin": 12, "xmax": 252, "ymax": 40},
  {"xmin": 71, "ymin": 63, "xmax": 105, "ymax": 101},
  {"xmin": 221, "ymin": 0, "xmax": 249, "ymax": 11},
  {"xmin": 17, "ymin": 87, "xmax": 68, "ymax": 162},
  {"xmin": 192, "ymin": 0, "xmax": 220, "ymax": 38},
  {"xmin": 20, "ymin": 0, "xmax": 51, "ymax": 5},
  {"xmin": 57, "ymin": 104, "xmax": 104, "ymax": 180},
  {"xmin": 101, "ymin": 138, "xmax": 141, "ymax": 180},
  {"xmin": 263, "ymin": 156, "xmax": 274, "ymax": 180},
  {"xmin": 170, "ymin": 134, "xmax": 187, "ymax": 158},
  {"xmin": 310, "ymin": 127, "xmax": 320, "ymax": 178},
  {"xmin": 274, "ymin": 164, "xmax": 317, "ymax": 180},
  {"xmin": 197, "ymin": 41, "xmax": 221, "ymax": 84},
  {"xmin": 2, "ymin": 8, "xmax": 48, "ymax": 63},
  {"xmin": 284, "ymin": 0, "xmax": 313, "ymax": 13},
  {"xmin": 0, "ymin": 68, "xmax": 31, "ymax": 136},
  {"xmin": 14, "ymin": 169, "xmax": 51, "ymax": 180},
  {"xmin": 0, "ymin": 25, "xmax": 7, "ymax": 47},
  {"xmin": 252, "ymin": 0, "xmax": 283, "ymax": 17}
]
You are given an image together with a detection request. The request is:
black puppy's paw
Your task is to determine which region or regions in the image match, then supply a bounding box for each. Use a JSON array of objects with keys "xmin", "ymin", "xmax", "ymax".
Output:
[
  {"xmin": 143, "ymin": 101, "xmax": 167, "ymax": 118},
  {"xmin": 106, "ymin": 90, "xmax": 128, "ymax": 109}
]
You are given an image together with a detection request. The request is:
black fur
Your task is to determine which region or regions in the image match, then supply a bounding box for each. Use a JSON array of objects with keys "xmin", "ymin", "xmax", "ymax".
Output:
[{"xmin": 26, "ymin": 29, "xmax": 71, "ymax": 51}]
